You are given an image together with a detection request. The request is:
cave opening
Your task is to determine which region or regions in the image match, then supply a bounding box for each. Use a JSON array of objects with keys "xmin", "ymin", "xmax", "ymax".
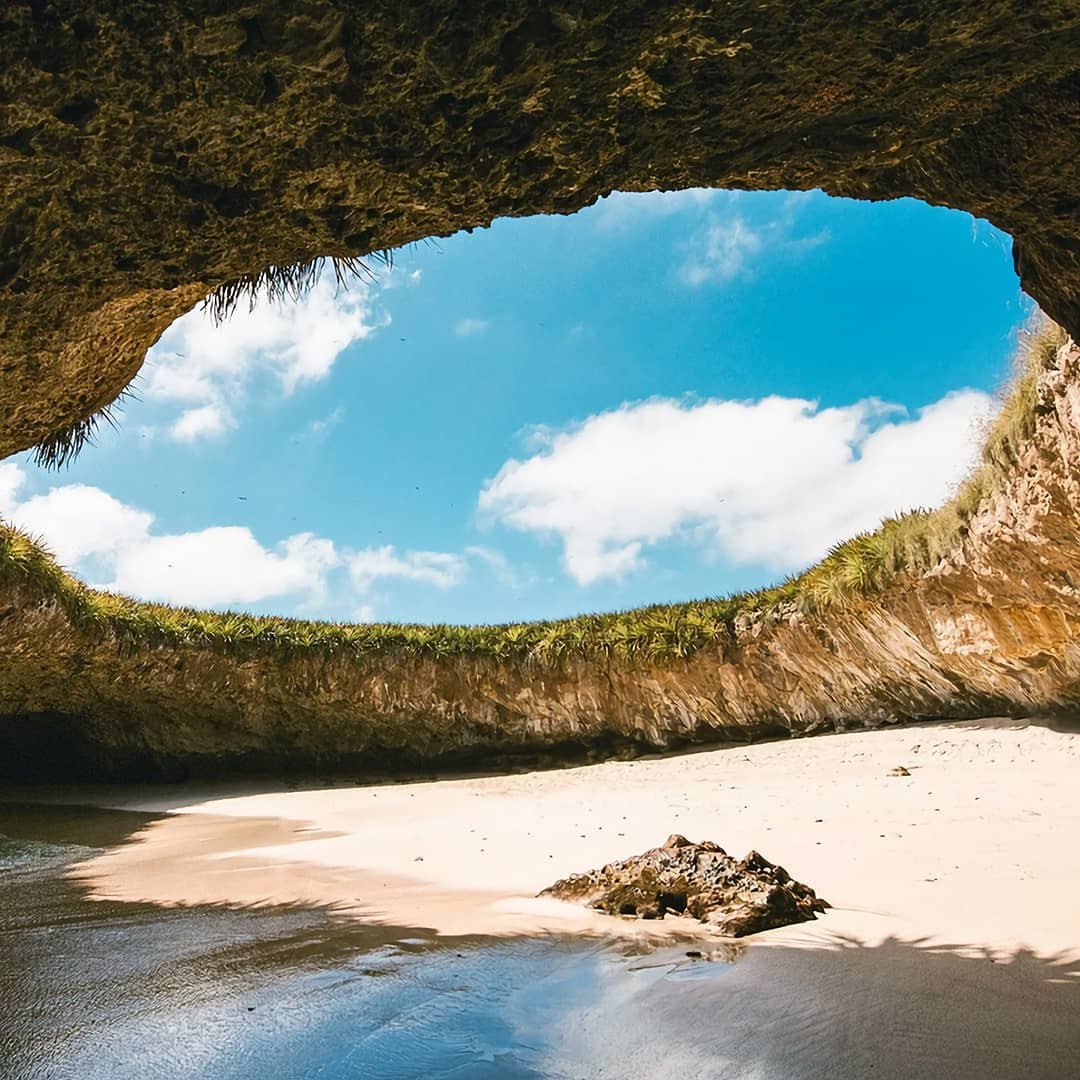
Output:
[{"xmin": 1, "ymin": 187, "xmax": 1038, "ymax": 629}]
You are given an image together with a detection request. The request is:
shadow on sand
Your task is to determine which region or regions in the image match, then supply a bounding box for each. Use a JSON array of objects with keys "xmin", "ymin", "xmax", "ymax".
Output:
[
  {"xmin": 2, "ymin": 802, "xmax": 1078, "ymax": 1079},
  {"xmin": 3, "ymin": 920, "xmax": 1078, "ymax": 1078}
]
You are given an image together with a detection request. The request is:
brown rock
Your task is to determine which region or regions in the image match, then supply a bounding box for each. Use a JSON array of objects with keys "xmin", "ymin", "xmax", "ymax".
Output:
[
  {"xmin": 541, "ymin": 837, "xmax": 827, "ymax": 937},
  {"xmin": 1, "ymin": 3, "xmax": 1079, "ymax": 464}
]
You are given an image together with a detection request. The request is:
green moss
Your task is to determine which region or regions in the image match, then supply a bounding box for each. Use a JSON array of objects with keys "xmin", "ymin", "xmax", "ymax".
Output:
[{"xmin": 0, "ymin": 320, "xmax": 1068, "ymax": 664}]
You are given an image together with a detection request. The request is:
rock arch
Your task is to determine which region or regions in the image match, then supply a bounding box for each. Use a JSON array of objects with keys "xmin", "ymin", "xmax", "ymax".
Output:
[{"xmin": 1, "ymin": 1, "xmax": 1078, "ymax": 459}]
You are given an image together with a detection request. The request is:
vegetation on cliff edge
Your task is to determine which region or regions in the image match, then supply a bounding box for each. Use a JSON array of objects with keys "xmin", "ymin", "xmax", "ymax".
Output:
[{"xmin": 0, "ymin": 319, "xmax": 1068, "ymax": 665}]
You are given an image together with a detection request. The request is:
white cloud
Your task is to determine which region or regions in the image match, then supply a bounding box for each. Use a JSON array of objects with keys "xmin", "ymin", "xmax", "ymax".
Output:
[
  {"xmin": 455, "ymin": 317, "xmax": 491, "ymax": 337},
  {"xmin": 288, "ymin": 408, "xmax": 346, "ymax": 446},
  {"xmin": 2, "ymin": 480, "xmax": 153, "ymax": 566},
  {"xmin": 591, "ymin": 188, "xmax": 717, "ymax": 231},
  {"xmin": 673, "ymin": 188, "xmax": 829, "ymax": 287},
  {"xmin": 0, "ymin": 462, "xmax": 25, "ymax": 515},
  {"xmin": 587, "ymin": 188, "xmax": 826, "ymax": 285},
  {"xmin": 678, "ymin": 217, "xmax": 764, "ymax": 286},
  {"xmin": 109, "ymin": 528, "xmax": 340, "ymax": 608},
  {"xmin": 145, "ymin": 268, "xmax": 388, "ymax": 441},
  {"xmin": 0, "ymin": 464, "xmax": 497, "ymax": 616},
  {"xmin": 347, "ymin": 546, "xmax": 467, "ymax": 592},
  {"xmin": 382, "ymin": 267, "xmax": 423, "ymax": 290},
  {"xmin": 307, "ymin": 406, "xmax": 345, "ymax": 437},
  {"xmin": 0, "ymin": 463, "xmax": 339, "ymax": 609},
  {"xmin": 170, "ymin": 403, "xmax": 233, "ymax": 442},
  {"xmin": 479, "ymin": 389, "xmax": 995, "ymax": 585},
  {"xmin": 464, "ymin": 545, "xmax": 530, "ymax": 590}
]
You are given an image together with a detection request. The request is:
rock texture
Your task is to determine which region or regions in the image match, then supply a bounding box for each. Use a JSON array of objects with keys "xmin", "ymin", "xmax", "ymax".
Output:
[
  {"xmin": 2, "ymin": 339, "xmax": 1080, "ymax": 781},
  {"xmin": 1, "ymin": 2, "xmax": 1079, "ymax": 457},
  {"xmin": 542, "ymin": 833, "xmax": 827, "ymax": 936},
  {"xmin": 2, "ymin": 5, "xmax": 1080, "ymax": 781}
]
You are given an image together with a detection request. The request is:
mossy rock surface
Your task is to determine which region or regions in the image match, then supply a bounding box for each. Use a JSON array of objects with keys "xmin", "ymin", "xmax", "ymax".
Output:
[{"xmin": 1, "ymin": 1, "xmax": 1079, "ymax": 458}]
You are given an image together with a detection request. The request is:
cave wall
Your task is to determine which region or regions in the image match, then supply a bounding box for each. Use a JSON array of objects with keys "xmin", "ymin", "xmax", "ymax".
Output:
[
  {"xmin": 3, "ymin": 2, "xmax": 1080, "ymax": 780},
  {"xmin": 1, "ymin": 1, "xmax": 1079, "ymax": 458},
  {"xmin": 2, "ymin": 340, "xmax": 1079, "ymax": 781}
]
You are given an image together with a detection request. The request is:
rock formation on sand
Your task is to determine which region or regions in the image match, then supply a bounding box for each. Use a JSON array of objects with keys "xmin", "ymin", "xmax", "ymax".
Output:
[{"xmin": 542, "ymin": 834, "xmax": 827, "ymax": 937}]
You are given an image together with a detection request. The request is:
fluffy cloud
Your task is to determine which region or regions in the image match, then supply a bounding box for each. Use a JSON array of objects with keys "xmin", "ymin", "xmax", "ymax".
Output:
[
  {"xmin": 382, "ymin": 267, "xmax": 423, "ymax": 290},
  {"xmin": 678, "ymin": 208, "xmax": 828, "ymax": 287},
  {"xmin": 109, "ymin": 529, "xmax": 341, "ymax": 608},
  {"xmin": 170, "ymin": 403, "xmax": 233, "ymax": 442},
  {"xmin": 0, "ymin": 462, "xmax": 22, "ymax": 511},
  {"xmin": 0, "ymin": 463, "xmax": 477, "ymax": 616},
  {"xmin": 145, "ymin": 268, "xmax": 391, "ymax": 441},
  {"xmin": 307, "ymin": 407, "xmax": 345, "ymax": 437},
  {"xmin": 347, "ymin": 546, "xmax": 467, "ymax": 592},
  {"xmin": 464, "ymin": 545, "xmax": 531, "ymax": 591},
  {"xmin": 587, "ymin": 188, "xmax": 826, "ymax": 285},
  {"xmin": 0, "ymin": 469, "xmax": 152, "ymax": 566},
  {"xmin": 591, "ymin": 188, "xmax": 718, "ymax": 231},
  {"xmin": 678, "ymin": 217, "xmax": 764, "ymax": 286},
  {"xmin": 479, "ymin": 389, "xmax": 995, "ymax": 585}
]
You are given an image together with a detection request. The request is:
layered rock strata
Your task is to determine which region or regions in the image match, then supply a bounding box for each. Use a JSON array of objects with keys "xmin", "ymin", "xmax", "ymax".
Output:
[
  {"xmin": 0, "ymin": 341, "xmax": 1078, "ymax": 781},
  {"xmin": 2, "ymin": 3, "xmax": 1080, "ymax": 780}
]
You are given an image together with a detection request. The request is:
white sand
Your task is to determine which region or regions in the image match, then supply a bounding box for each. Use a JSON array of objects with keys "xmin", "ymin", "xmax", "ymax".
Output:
[{"xmin": 69, "ymin": 718, "xmax": 1080, "ymax": 957}]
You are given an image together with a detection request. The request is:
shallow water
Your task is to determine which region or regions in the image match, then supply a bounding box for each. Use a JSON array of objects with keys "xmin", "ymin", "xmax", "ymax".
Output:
[{"xmin": 1, "ymin": 801, "xmax": 1078, "ymax": 1079}]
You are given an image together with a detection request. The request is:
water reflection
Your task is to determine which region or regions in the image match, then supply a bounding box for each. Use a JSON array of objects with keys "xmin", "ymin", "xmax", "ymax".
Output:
[{"xmin": 1, "ymin": 803, "xmax": 1078, "ymax": 1079}]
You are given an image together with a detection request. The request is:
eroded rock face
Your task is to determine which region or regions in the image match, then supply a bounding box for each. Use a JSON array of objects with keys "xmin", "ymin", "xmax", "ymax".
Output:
[
  {"xmin": 1, "ymin": 2, "xmax": 1079, "ymax": 457},
  {"xmin": 542, "ymin": 834, "xmax": 827, "ymax": 936},
  {"xmin": 1, "ymin": 340, "xmax": 1079, "ymax": 783},
  {"xmin": 1, "ymin": 5, "xmax": 1080, "ymax": 781}
]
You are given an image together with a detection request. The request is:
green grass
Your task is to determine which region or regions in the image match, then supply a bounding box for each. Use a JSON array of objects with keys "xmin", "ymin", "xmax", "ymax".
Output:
[
  {"xmin": 1, "ymin": 318, "xmax": 1069, "ymax": 666},
  {"xmin": 792, "ymin": 314, "xmax": 1068, "ymax": 611}
]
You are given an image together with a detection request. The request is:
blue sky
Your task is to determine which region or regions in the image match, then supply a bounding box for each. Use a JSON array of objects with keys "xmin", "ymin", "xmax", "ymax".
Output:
[{"xmin": 0, "ymin": 189, "xmax": 1031, "ymax": 624}]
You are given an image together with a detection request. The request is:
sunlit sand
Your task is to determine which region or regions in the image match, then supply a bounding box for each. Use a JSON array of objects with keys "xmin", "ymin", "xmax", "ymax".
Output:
[{"xmin": 65, "ymin": 718, "xmax": 1080, "ymax": 958}]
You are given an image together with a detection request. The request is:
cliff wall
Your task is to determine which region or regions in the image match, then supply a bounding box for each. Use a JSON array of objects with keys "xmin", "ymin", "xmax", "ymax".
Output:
[{"xmin": 2, "ymin": 341, "xmax": 1078, "ymax": 780}]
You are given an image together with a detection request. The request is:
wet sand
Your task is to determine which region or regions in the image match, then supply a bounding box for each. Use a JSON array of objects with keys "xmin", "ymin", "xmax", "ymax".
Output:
[
  {"xmin": 4, "ymin": 718, "xmax": 1080, "ymax": 1079},
  {"xmin": 60, "ymin": 717, "xmax": 1080, "ymax": 956}
]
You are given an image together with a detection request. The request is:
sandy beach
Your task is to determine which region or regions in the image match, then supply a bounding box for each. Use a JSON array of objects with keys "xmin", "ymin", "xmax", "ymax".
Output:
[
  {"xmin": 58, "ymin": 717, "xmax": 1080, "ymax": 959},
  {"xmin": 5, "ymin": 717, "xmax": 1080, "ymax": 1079}
]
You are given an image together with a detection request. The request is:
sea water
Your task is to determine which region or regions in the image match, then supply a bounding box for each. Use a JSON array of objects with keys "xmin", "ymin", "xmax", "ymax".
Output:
[{"xmin": 1, "ymin": 802, "xmax": 1077, "ymax": 1080}]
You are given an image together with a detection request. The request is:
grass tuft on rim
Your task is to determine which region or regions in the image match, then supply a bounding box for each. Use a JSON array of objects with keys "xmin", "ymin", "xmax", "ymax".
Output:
[{"xmin": 3, "ymin": 317, "xmax": 1069, "ymax": 664}]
